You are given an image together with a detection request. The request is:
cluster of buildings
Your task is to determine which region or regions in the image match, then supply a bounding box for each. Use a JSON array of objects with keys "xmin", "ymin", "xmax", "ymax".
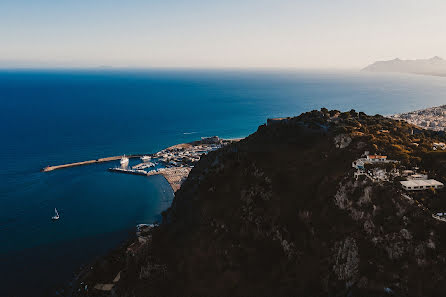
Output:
[
  {"xmin": 154, "ymin": 142, "xmax": 222, "ymax": 167},
  {"xmin": 352, "ymin": 152, "xmax": 398, "ymax": 181},
  {"xmin": 352, "ymin": 151, "xmax": 444, "ymax": 191},
  {"xmin": 389, "ymin": 106, "xmax": 446, "ymax": 150},
  {"xmin": 400, "ymin": 174, "xmax": 444, "ymax": 191},
  {"xmin": 389, "ymin": 105, "xmax": 446, "ymax": 131},
  {"xmin": 112, "ymin": 137, "xmax": 226, "ymax": 177}
]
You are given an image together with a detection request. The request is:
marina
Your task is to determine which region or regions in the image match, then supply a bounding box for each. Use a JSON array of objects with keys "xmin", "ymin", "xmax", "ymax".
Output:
[
  {"xmin": 42, "ymin": 137, "xmax": 234, "ymax": 193},
  {"xmin": 40, "ymin": 137, "xmax": 232, "ymax": 173}
]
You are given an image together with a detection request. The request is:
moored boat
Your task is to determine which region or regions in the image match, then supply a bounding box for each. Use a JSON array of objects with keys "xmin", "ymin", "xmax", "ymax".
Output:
[
  {"xmin": 140, "ymin": 155, "xmax": 151, "ymax": 162},
  {"xmin": 120, "ymin": 155, "xmax": 129, "ymax": 166}
]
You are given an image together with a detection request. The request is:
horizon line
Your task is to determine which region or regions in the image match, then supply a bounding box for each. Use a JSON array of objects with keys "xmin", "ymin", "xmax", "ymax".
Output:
[{"xmin": 0, "ymin": 65, "xmax": 362, "ymax": 71}]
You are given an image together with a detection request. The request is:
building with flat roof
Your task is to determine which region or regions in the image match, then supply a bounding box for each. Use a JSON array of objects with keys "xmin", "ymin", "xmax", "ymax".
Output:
[
  {"xmin": 400, "ymin": 179, "xmax": 444, "ymax": 191},
  {"xmin": 366, "ymin": 155, "xmax": 387, "ymax": 162}
]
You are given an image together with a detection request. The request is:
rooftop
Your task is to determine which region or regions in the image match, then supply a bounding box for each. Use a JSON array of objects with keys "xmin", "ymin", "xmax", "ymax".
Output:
[
  {"xmin": 400, "ymin": 179, "xmax": 444, "ymax": 188},
  {"xmin": 367, "ymin": 155, "xmax": 387, "ymax": 159}
]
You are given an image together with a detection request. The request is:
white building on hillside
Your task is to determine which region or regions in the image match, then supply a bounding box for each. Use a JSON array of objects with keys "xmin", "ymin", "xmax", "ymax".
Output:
[
  {"xmin": 400, "ymin": 179, "xmax": 444, "ymax": 191},
  {"xmin": 433, "ymin": 142, "xmax": 446, "ymax": 150}
]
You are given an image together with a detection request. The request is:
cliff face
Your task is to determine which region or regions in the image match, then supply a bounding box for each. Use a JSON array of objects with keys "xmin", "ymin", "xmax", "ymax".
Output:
[{"xmin": 77, "ymin": 110, "xmax": 446, "ymax": 297}]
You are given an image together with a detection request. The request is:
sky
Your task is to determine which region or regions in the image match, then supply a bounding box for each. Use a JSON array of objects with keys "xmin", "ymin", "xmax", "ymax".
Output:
[{"xmin": 1, "ymin": 0, "xmax": 446, "ymax": 69}]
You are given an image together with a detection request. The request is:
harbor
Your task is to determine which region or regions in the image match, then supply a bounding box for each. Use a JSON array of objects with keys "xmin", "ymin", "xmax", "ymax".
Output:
[{"xmin": 41, "ymin": 136, "xmax": 237, "ymax": 193}]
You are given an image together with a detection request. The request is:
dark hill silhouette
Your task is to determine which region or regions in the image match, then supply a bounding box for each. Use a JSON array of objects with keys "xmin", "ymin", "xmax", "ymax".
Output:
[{"xmin": 71, "ymin": 109, "xmax": 446, "ymax": 297}]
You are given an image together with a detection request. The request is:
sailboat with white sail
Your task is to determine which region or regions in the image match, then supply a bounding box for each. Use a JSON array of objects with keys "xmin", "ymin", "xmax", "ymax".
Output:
[{"xmin": 52, "ymin": 208, "xmax": 60, "ymax": 220}]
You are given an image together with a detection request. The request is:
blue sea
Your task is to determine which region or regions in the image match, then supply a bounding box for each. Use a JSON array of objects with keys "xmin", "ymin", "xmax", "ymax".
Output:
[{"xmin": 1, "ymin": 69, "xmax": 446, "ymax": 296}]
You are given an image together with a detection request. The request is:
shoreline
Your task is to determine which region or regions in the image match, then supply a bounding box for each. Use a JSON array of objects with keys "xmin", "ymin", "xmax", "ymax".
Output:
[
  {"xmin": 60, "ymin": 235, "xmax": 136, "ymax": 297},
  {"xmin": 59, "ymin": 108, "xmax": 446, "ymax": 296},
  {"xmin": 53, "ymin": 136, "xmax": 243, "ymax": 296}
]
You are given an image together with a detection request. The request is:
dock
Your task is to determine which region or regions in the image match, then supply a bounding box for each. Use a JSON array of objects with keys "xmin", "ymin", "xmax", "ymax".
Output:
[
  {"xmin": 41, "ymin": 155, "xmax": 146, "ymax": 172},
  {"xmin": 132, "ymin": 162, "xmax": 155, "ymax": 170},
  {"xmin": 108, "ymin": 167, "xmax": 148, "ymax": 176}
]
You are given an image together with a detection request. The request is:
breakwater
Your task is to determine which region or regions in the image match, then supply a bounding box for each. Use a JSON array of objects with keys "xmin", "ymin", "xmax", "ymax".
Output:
[{"xmin": 41, "ymin": 155, "xmax": 145, "ymax": 172}]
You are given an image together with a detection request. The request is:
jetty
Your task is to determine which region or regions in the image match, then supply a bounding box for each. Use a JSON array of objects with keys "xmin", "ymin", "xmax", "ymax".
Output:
[
  {"xmin": 41, "ymin": 155, "xmax": 144, "ymax": 172},
  {"xmin": 108, "ymin": 167, "xmax": 148, "ymax": 176},
  {"xmin": 132, "ymin": 162, "xmax": 155, "ymax": 170}
]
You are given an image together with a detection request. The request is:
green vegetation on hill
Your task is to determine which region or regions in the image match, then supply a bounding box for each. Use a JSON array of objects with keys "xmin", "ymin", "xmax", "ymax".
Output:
[{"xmin": 72, "ymin": 109, "xmax": 446, "ymax": 297}]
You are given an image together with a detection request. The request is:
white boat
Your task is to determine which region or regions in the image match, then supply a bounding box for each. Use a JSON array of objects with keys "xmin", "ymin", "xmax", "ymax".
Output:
[
  {"xmin": 120, "ymin": 155, "xmax": 129, "ymax": 166},
  {"xmin": 52, "ymin": 208, "xmax": 60, "ymax": 220},
  {"xmin": 140, "ymin": 155, "xmax": 151, "ymax": 162}
]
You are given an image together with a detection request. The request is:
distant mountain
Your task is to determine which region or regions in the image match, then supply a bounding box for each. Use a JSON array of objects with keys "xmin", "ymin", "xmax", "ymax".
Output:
[{"xmin": 362, "ymin": 56, "xmax": 446, "ymax": 76}]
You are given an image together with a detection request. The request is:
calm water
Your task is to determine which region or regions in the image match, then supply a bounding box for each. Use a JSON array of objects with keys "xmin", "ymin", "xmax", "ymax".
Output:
[{"xmin": 1, "ymin": 69, "xmax": 446, "ymax": 296}]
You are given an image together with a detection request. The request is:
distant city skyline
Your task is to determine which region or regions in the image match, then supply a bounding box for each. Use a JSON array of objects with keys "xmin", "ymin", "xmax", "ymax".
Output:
[{"xmin": 1, "ymin": 0, "xmax": 446, "ymax": 69}]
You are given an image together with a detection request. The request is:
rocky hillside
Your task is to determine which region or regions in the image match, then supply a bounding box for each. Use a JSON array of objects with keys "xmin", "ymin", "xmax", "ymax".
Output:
[{"xmin": 73, "ymin": 109, "xmax": 446, "ymax": 297}]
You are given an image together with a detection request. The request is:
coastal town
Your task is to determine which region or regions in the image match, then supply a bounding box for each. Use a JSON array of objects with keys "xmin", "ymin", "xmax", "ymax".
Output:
[{"xmin": 389, "ymin": 105, "xmax": 446, "ymax": 131}]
